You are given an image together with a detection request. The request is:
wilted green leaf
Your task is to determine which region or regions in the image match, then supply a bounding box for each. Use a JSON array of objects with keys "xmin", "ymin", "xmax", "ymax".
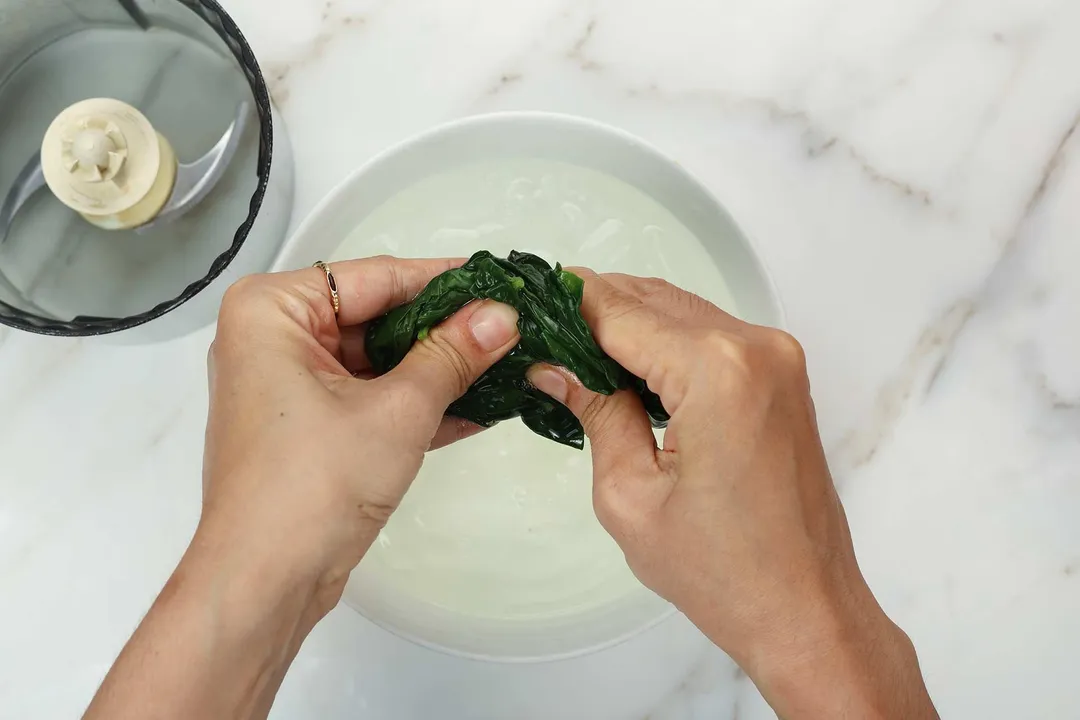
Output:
[{"xmin": 365, "ymin": 250, "xmax": 670, "ymax": 449}]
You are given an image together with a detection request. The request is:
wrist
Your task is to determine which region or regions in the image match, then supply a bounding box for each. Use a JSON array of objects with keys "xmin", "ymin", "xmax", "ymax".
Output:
[
  {"xmin": 195, "ymin": 485, "xmax": 386, "ymax": 618},
  {"xmin": 185, "ymin": 513, "xmax": 341, "ymax": 626},
  {"xmin": 738, "ymin": 597, "xmax": 936, "ymax": 720},
  {"xmin": 89, "ymin": 529, "xmax": 334, "ymax": 720}
]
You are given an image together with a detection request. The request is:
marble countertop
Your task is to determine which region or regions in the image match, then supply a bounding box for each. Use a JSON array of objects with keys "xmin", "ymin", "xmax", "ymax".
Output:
[{"xmin": 3, "ymin": 0, "xmax": 1080, "ymax": 717}]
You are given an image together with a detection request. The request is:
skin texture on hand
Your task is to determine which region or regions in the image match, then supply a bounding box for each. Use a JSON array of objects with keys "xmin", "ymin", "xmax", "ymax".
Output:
[
  {"xmin": 527, "ymin": 272, "xmax": 939, "ymax": 720},
  {"xmin": 82, "ymin": 259, "xmax": 937, "ymax": 720},
  {"xmin": 200, "ymin": 258, "xmax": 519, "ymax": 607},
  {"xmin": 83, "ymin": 256, "xmax": 520, "ymax": 720}
]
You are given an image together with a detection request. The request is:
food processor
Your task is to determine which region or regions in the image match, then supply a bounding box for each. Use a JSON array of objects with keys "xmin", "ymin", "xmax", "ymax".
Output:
[{"xmin": 0, "ymin": 0, "xmax": 293, "ymax": 340}]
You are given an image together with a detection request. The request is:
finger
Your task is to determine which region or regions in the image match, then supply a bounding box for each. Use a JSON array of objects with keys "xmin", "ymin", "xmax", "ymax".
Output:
[
  {"xmin": 527, "ymin": 364, "xmax": 658, "ymax": 479},
  {"xmin": 279, "ymin": 256, "xmax": 467, "ymax": 327},
  {"xmin": 215, "ymin": 277, "xmax": 345, "ymax": 378},
  {"xmin": 600, "ymin": 273, "xmax": 741, "ymax": 328},
  {"xmin": 335, "ymin": 256, "xmax": 468, "ymax": 325},
  {"xmin": 338, "ymin": 324, "xmax": 369, "ymax": 374},
  {"xmin": 429, "ymin": 416, "xmax": 488, "ymax": 450},
  {"xmin": 570, "ymin": 270, "xmax": 692, "ymax": 404},
  {"xmin": 382, "ymin": 300, "xmax": 521, "ymax": 413},
  {"xmin": 217, "ymin": 257, "xmax": 466, "ymax": 375}
]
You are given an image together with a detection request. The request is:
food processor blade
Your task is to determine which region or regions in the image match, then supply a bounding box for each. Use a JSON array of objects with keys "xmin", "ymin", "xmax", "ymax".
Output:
[{"xmin": 0, "ymin": 100, "xmax": 250, "ymax": 241}]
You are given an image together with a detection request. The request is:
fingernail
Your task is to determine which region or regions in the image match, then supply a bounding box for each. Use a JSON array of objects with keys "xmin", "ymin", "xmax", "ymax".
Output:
[
  {"xmin": 527, "ymin": 366, "xmax": 569, "ymax": 404},
  {"xmin": 469, "ymin": 302, "xmax": 519, "ymax": 351}
]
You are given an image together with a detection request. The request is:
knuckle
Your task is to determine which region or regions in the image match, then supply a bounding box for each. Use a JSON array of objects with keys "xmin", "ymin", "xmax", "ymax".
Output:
[
  {"xmin": 227, "ymin": 273, "xmax": 325, "ymax": 332},
  {"xmin": 599, "ymin": 299, "xmax": 639, "ymax": 325},
  {"xmin": 221, "ymin": 274, "xmax": 265, "ymax": 308},
  {"xmin": 280, "ymin": 285, "xmax": 323, "ymax": 327},
  {"xmin": 596, "ymin": 297, "xmax": 668, "ymax": 346},
  {"xmin": 678, "ymin": 289, "xmax": 722, "ymax": 320},
  {"xmin": 628, "ymin": 276, "xmax": 722, "ymax": 321},
  {"xmin": 577, "ymin": 392, "xmax": 619, "ymax": 437},
  {"xmin": 697, "ymin": 327, "xmax": 809, "ymax": 390},
  {"xmin": 355, "ymin": 499, "xmax": 397, "ymax": 529},
  {"xmin": 595, "ymin": 288, "xmax": 651, "ymax": 326},
  {"xmin": 635, "ymin": 276, "xmax": 672, "ymax": 296},
  {"xmin": 373, "ymin": 257, "xmax": 408, "ymax": 301},
  {"xmin": 431, "ymin": 337, "xmax": 475, "ymax": 387},
  {"xmin": 592, "ymin": 474, "xmax": 651, "ymax": 539},
  {"xmin": 415, "ymin": 330, "xmax": 477, "ymax": 398},
  {"xmin": 695, "ymin": 329, "xmax": 762, "ymax": 391},
  {"xmin": 219, "ymin": 274, "xmax": 277, "ymax": 326},
  {"xmin": 593, "ymin": 480, "xmax": 630, "ymax": 533},
  {"xmin": 698, "ymin": 329, "xmax": 749, "ymax": 368},
  {"xmin": 766, "ymin": 329, "xmax": 807, "ymax": 370}
]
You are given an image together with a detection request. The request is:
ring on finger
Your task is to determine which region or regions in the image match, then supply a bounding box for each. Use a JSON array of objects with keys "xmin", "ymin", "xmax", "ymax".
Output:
[{"xmin": 312, "ymin": 261, "xmax": 341, "ymax": 316}]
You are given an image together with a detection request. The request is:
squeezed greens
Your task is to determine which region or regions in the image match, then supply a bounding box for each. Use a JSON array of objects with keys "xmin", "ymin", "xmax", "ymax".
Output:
[{"xmin": 365, "ymin": 250, "xmax": 669, "ymax": 449}]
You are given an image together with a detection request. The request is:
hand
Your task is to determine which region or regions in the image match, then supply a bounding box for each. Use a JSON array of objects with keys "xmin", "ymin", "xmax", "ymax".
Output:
[
  {"xmin": 527, "ymin": 273, "xmax": 937, "ymax": 720},
  {"xmin": 202, "ymin": 256, "xmax": 521, "ymax": 613},
  {"xmin": 84, "ymin": 256, "xmax": 520, "ymax": 720}
]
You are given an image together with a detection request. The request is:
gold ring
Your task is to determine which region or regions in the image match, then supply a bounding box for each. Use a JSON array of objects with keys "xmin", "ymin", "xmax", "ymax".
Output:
[{"xmin": 312, "ymin": 261, "xmax": 340, "ymax": 316}]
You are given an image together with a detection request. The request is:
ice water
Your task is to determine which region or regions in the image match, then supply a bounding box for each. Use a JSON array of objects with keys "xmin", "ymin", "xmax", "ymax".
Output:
[{"xmin": 333, "ymin": 158, "xmax": 738, "ymax": 621}]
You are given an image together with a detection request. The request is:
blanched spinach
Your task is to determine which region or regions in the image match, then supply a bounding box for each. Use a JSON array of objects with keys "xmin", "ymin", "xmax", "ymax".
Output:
[{"xmin": 365, "ymin": 250, "xmax": 669, "ymax": 449}]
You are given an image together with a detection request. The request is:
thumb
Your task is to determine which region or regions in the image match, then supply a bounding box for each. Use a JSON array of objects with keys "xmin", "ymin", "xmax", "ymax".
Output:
[
  {"xmin": 527, "ymin": 365, "xmax": 657, "ymax": 477},
  {"xmin": 387, "ymin": 300, "xmax": 520, "ymax": 412}
]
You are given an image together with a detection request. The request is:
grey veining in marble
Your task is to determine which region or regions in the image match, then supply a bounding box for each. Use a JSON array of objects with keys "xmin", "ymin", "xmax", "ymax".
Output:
[{"xmin": 1, "ymin": 0, "xmax": 1078, "ymax": 718}]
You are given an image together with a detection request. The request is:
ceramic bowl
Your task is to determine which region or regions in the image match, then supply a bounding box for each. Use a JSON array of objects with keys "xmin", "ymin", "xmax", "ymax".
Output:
[{"xmin": 275, "ymin": 111, "xmax": 784, "ymax": 661}]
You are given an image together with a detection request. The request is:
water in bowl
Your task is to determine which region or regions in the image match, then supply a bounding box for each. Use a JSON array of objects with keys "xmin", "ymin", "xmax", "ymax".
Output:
[{"xmin": 331, "ymin": 157, "xmax": 738, "ymax": 622}]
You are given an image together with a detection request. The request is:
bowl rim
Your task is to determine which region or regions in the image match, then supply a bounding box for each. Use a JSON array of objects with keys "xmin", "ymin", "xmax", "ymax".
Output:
[
  {"xmin": 278, "ymin": 110, "xmax": 787, "ymax": 330},
  {"xmin": 279, "ymin": 110, "xmax": 786, "ymax": 662},
  {"xmin": 349, "ymin": 596, "xmax": 682, "ymax": 665}
]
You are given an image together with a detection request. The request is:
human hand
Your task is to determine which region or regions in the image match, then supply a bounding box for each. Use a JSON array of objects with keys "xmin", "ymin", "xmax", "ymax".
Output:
[
  {"xmin": 200, "ymin": 257, "xmax": 520, "ymax": 616},
  {"xmin": 527, "ymin": 273, "xmax": 937, "ymax": 719},
  {"xmin": 83, "ymin": 256, "xmax": 522, "ymax": 720}
]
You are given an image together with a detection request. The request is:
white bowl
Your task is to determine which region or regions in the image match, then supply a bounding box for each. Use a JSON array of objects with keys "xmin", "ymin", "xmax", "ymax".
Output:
[{"xmin": 274, "ymin": 112, "xmax": 784, "ymax": 661}]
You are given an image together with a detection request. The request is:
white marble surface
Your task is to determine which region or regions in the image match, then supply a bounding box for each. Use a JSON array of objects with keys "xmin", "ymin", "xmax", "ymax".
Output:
[{"xmin": 2, "ymin": 0, "xmax": 1080, "ymax": 717}]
